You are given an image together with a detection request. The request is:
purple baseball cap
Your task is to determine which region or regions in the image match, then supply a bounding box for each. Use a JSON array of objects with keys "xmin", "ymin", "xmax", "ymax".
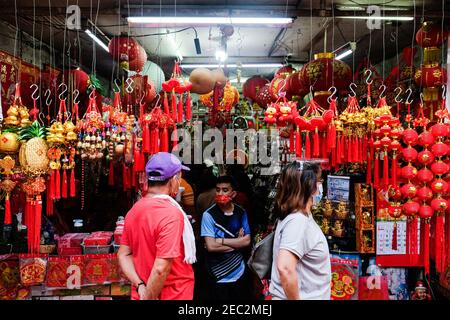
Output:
[{"xmin": 145, "ymin": 152, "xmax": 190, "ymax": 181}]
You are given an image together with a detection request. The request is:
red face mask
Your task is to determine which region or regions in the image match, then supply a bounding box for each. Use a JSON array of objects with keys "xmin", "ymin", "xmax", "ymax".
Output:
[{"xmin": 215, "ymin": 194, "xmax": 232, "ymax": 205}]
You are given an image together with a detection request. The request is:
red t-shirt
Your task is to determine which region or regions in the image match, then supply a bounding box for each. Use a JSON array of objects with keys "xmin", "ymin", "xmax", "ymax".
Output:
[{"xmin": 121, "ymin": 197, "xmax": 195, "ymax": 300}]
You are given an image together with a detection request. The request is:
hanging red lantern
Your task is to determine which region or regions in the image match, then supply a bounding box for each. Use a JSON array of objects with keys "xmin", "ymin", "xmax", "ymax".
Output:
[
  {"xmin": 275, "ymin": 65, "xmax": 296, "ymax": 77},
  {"xmin": 416, "ymin": 22, "xmax": 448, "ymax": 48},
  {"xmin": 402, "ymin": 128, "xmax": 419, "ymax": 145},
  {"xmin": 431, "ymin": 142, "xmax": 449, "ymax": 158},
  {"xmin": 417, "ymin": 186, "xmax": 434, "ymax": 201},
  {"xmin": 270, "ymin": 76, "xmax": 292, "ymax": 100},
  {"xmin": 401, "ymin": 183, "xmax": 418, "ymax": 198},
  {"xmin": 415, "ymin": 64, "xmax": 447, "ymax": 88},
  {"xmin": 128, "ymin": 44, "xmax": 148, "ymax": 72},
  {"xmin": 242, "ymin": 76, "xmax": 269, "ymax": 101},
  {"xmin": 402, "ymin": 147, "xmax": 418, "ymax": 162},
  {"xmin": 417, "ymin": 168, "xmax": 435, "ymax": 183},
  {"xmin": 417, "ymin": 150, "xmax": 435, "ymax": 165},
  {"xmin": 431, "ymin": 197, "xmax": 448, "ymax": 212},
  {"xmin": 419, "ymin": 205, "xmax": 433, "ymax": 219},
  {"xmin": 431, "ymin": 179, "xmax": 449, "ymax": 194},
  {"xmin": 403, "ymin": 200, "xmax": 421, "ymax": 216},
  {"xmin": 418, "ymin": 131, "xmax": 435, "ymax": 147},
  {"xmin": 401, "ymin": 164, "xmax": 418, "ymax": 180},
  {"xmin": 108, "ymin": 36, "xmax": 144, "ymax": 70},
  {"xmin": 431, "ymin": 123, "xmax": 449, "ymax": 138},
  {"xmin": 64, "ymin": 68, "xmax": 89, "ymax": 94},
  {"xmin": 286, "ymin": 71, "xmax": 308, "ymax": 97},
  {"xmin": 431, "ymin": 160, "xmax": 449, "ymax": 175},
  {"xmin": 255, "ymin": 84, "xmax": 275, "ymax": 108}
]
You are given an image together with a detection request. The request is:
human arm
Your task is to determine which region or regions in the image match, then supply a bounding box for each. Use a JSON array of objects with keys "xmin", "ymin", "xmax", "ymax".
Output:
[
  {"xmin": 220, "ymin": 234, "xmax": 251, "ymax": 249},
  {"xmin": 117, "ymin": 245, "xmax": 145, "ymax": 290},
  {"xmin": 204, "ymin": 236, "xmax": 235, "ymax": 252},
  {"xmin": 142, "ymin": 257, "xmax": 173, "ymax": 300},
  {"xmin": 277, "ymin": 249, "xmax": 300, "ymax": 300}
]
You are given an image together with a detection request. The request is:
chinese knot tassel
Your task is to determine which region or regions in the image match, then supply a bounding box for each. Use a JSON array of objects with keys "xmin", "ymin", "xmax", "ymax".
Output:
[
  {"xmin": 139, "ymin": 102, "xmax": 145, "ymax": 119},
  {"xmin": 295, "ymin": 129, "xmax": 302, "ymax": 158},
  {"xmin": 171, "ymin": 91, "xmax": 177, "ymax": 122},
  {"xmin": 305, "ymin": 132, "xmax": 311, "ymax": 159},
  {"xmin": 383, "ymin": 151, "xmax": 389, "ymax": 187},
  {"xmin": 70, "ymin": 168, "xmax": 76, "ymax": 197},
  {"xmin": 313, "ymin": 128, "xmax": 320, "ymax": 158},
  {"xmin": 62, "ymin": 170, "xmax": 68, "ymax": 198},
  {"xmin": 113, "ymin": 92, "xmax": 121, "ymax": 110},
  {"xmin": 341, "ymin": 135, "xmax": 346, "ymax": 163},
  {"xmin": 25, "ymin": 198, "xmax": 32, "ymax": 252},
  {"xmin": 160, "ymin": 127, "xmax": 169, "ymax": 152},
  {"xmin": 392, "ymin": 221, "xmax": 398, "ymax": 250},
  {"xmin": 435, "ymin": 215, "xmax": 444, "ymax": 273},
  {"xmin": 177, "ymin": 94, "xmax": 183, "ymax": 123},
  {"xmin": 163, "ymin": 93, "xmax": 170, "ymax": 114},
  {"xmin": 289, "ymin": 129, "xmax": 294, "ymax": 154},
  {"xmin": 321, "ymin": 133, "xmax": 327, "ymax": 159},
  {"xmin": 108, "ymin": 161, "xmax": 115, "ymax": 186},
  {"xmin": 374, "ymin": 153, "xmax": 379, "ymax": 189},
  {"xmin": 362, "ymin": 136, "xmax": 368, "ymax": 161},
  {"xmin": 423, "ymin": 221, "xmax": 431, "ymax": 276},
  {"xmin": 4, "ymin": 194, "xmax": 11, "ymax": 225},
  {"xmin": 328, "ymin": 121, "xmax": 336, "ymax": 149},
  {"xmin": 185, "ymin": 93, "xmax": 192, "ymax": 121},
  {"xmin": 55, "ymin": 169, "xmax": 61, "ymax": 200},
  {"xmin": 49, "ymin": 170, "xmax": 55, "ymax": 200},
  {"xmin": 346, "ymin": 136, "xmax": 351, "ymax": 163},
  {"xmin": 392, "ymin": 155, "xmax": 398, "ymax": 186},
  {"xmin": 142, "ymin": 124, "xmax": 150, "ymax": 153},
  {"xmin": 150, "ymin": 127, "xmax": 159, "ymax": 154},
  {"xmin": 123, "ymin": 163, "xmax": 129, "ymax": 191},
  {"xmin": 366, "ymin": 152, "xmax": 372, "ymax": 185},
  {"xmin": 46, "ymin": 178, "xmax": 53, "ymax": 216},
  {"xmin": 336, "ymin": 134, "xmax": 342, "ymax": 165}
]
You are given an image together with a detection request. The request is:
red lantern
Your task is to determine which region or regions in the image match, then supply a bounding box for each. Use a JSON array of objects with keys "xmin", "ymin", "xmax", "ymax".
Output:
[
  {"xmin": 431, "ymin": 142, "xmax": 449, "ymax": 158},
  {"xmin": 431, "ymin": 198, "xmax": 448, "ymax": 212},
  {"xmin": 418, "ymin": 131, "xmax": 435, "ymax": 147},
  {"xmin": 128, "ymin": 44, "xmax": 148, "ymax": 72},
  {"xmin": 65, "ymin": 68, "xmax": 89, "ymax": 94},
  {"xmin": 431, "ymin": 179, "xmax": 449, "ymax": 194},
  {"xmin": 286, "ymin": 71, "xmax": 307, "ymax": 97},
  {"xmin": 298, "ymin": 52, "xmax": 352, "ymax": 96},
  {"xmin": 402, "ymin": 147, "xmax": 418, "ymax": 162},
  {"xmin": 275, "ymin": 65, "xmax": 296, "ymax": 77},
  {"xmin": 108, "ymin": 36, "xmax": 144, "ymax": 70},
  {"xmin": 242, "ymin": 76, "xmax": 269, "ymax": 101},
  {"xmin": 417, "ymin": 186, "xmax": 434, "ymax": 201},
  {"xmin": 417, "ymin": 150, "xmax": 435, "ymax": 165},
  {"xmin": 419, "ymin": 204, "xmax": 434, "ymax": 219},
  {"xmin": 403, "ymin": 200, "xmax": 420, "ymax": 216},
  {"xmin": 431, "ymin": 123, "xmax": 449, "ymax": 138},
  {"xmin": 402, "ymin": 128, "xmax": 419, "ymax": 145},
  {"xmin": 431, "ymin": 161, "xmax": 449, "ymax": 175},
  {"xmin": 270, "ymin": 76, "xmax": 292, "ymax": 100},
  {"xmin": 401, "ymin": 165, "xmax": 418, "ymax": 180},
  {"xmin": 255, "ymin": 84, "xmax": 275, "ymax": 108},
  {"xmin": 417, "ymin": 168, "xmax": 434, "ymax": 183},
  {"xmin": 388, "ymin": 185, "xmax": 402, "ymax": 200},
  {"xmin": 388, "ymin": 204, "xmax": 403, "ymax": 219},
  {"xmin": 414, "ymin": 64, "xmax": 447, "ymax": 88},
  {"xmin": 401, "ymin": 183, "xmax": 418, "ymax": 198},
  {"xmin": 416, "ymin": 22, "xmax": 448, "ymax": 48}
]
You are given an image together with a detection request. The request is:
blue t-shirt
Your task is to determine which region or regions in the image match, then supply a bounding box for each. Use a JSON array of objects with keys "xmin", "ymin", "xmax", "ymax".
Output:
[{"xmin": 201, "ymin": 204, "xmax": 251, "ymax": 283}]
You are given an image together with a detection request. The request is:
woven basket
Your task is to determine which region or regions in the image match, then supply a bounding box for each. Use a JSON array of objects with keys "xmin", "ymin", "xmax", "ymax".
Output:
[{"xmin": 40, "ymin": 244, "xmax": 56, "ymax": 254}]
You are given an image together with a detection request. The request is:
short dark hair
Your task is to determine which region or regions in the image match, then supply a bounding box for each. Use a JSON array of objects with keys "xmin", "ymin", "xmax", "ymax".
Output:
[{"xmin": 216, "ymin": 175, "xmax": 237, "ymax": 190}]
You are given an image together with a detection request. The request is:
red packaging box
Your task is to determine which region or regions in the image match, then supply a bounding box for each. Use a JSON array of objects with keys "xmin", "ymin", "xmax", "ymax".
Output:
[
  {"xmin": 114, "ymin": 228, "xmax": 123, "ymax": 245},
  {"xmin": 84, "ymin": 232, "xmax": 113, "ymax": 246},
  {"xmin": 57, "ymin": 233, "xmax": 90, "ymax": 256}
]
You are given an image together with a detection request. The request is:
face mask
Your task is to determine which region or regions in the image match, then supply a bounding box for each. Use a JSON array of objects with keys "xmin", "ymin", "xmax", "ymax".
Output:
[
  {"xmin": 313, "ymin": 183, "xmax": 323, "ymax": 206},
  {"xmin": 215, "ymin": 194, "xmax": 232, "ymax": 205}
]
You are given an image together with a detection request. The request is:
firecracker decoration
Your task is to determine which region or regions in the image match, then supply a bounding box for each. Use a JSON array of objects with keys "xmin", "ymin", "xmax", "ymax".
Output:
[{"xmin": 0, "ymin": 156, "xmax": 17, "ymax": 225}]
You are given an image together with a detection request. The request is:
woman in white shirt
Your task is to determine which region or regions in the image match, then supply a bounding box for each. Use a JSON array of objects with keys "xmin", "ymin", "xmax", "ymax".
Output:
[{"xmin": 269, "ymin": 161, "xmax": 331, "ymax": 300}]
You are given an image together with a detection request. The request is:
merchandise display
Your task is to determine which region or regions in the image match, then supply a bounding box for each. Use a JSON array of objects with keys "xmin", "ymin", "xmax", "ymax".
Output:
[{"xmin": 0, "ymin": 0, "xmax": 448, "ymax": 302}]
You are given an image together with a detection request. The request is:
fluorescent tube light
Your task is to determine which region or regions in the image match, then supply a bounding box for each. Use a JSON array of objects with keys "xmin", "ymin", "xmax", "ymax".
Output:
[
  {"xmin": 85, "ymin": 29, "xmax": 109, "ymax": 52},
  {"xmin": 180, "ymin": 63, "xmax": 283, "ymax": 69},
  {"xmin": 215, "ymin": 50, "xmax": 228, "ymax": 62},
  {"xmin": 335, "ymin": 49, "xmax": 353, "ymax": 60},
  {"xmin": 127, "ymin": 16, "xmax": 293, "ymax": 25},
  {"xmin": 338, "ymin": 16, "xmax": 414, "ymax": 21}
]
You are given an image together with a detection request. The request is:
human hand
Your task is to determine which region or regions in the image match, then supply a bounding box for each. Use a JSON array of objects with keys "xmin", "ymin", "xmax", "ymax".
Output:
[
  {"xmin": 238, "ymin": 228, "xmax": 244, "ymax": 237},
  {"xmin": 138, "ymin": 285, "xmax": 147, "ymax": 300}
]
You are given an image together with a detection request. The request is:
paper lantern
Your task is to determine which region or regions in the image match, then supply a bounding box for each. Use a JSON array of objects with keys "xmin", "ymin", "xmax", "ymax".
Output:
[
  {"xmin": 402, "ymin": 147, "xmax": 418, "ymax": 162},
  {"xmin": 416, "ymin": 22, "xmax": 448, "ymax": 48},
  {"xmin": 275, "ymin": 65, "xmax": 296, "ymax": 77},
  {"xmin": 431, "ymin": 179, "xmax": 448, "ymax": 194},
  {"xmin": 255, "ymin": 84, "xmax": 275, "ymax": 108},
  {"xmin": 417, "ymin": 186, "xmax": 434, "ymax": 201},
  {"xmin": 415, "ymin": 64, "xmax": 447, "ymax": 88},
  {"xmin": 419, "ymin": 205, "xmax": 434, "ymax": 219},
  {"xmin": 431, "ymin": 161, "xmax": 449, "ymax": 175},
  {"xmin": 418, "ymin": 131, "xmax": 435, "ymax": 147},
  {"xmin": 242, "ymin": 76, "xmax": 269, "ymax": 101},
  {"xmin": 431, "ymin": 123, "xmax": 449, "ymax": 138},
  {"xmin": 286, "ymin": 71, "xmax": 307, "ymax": 97},
  {"xmin": 431, "ymin": 142, "xmax": 449, "ymax": 158},
  {"xmin": 270, "ymin": 76, "xmax": 292, "ymax": 100},
  {"xmin": 417, "ymin": 150, "xmax": 435, "ymax": 165},
  {"xmin": 401, "ymin": 183, "xmax": 418, "ymax": 198},
  {"xmin": 403, "ymin": 200, "xmax": 420, "ymax": 216},
  {"xmin": 417, "ymin": 169, "xmax": 434, "ymax": 183},
  {"xmin": 128, "ymin": 44, "xmax": 148, "ymax": 72},
  {"xmin": 108, "ymin": 36, "xmax": 142, "ymax": 69},
  {"xmin": 401, "ymin": 165, "xmax": 418, "ymax": 179},
  {"xmin": 431, "ymin": 198, "xmax": 448, "ymax": 212},
  {"xmin": 402, "ymin": 128, "xmax": 419, "ymax": 145}
]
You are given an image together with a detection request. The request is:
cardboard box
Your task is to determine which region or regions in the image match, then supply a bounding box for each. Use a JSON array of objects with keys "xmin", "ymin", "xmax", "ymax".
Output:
[
  {"xmin": 57, "ymin": 233, "xmax": 89, "ymax": 256},
  {"xmin": 84, "ymin": 232, "xmax": 113, "ymax": 246}
]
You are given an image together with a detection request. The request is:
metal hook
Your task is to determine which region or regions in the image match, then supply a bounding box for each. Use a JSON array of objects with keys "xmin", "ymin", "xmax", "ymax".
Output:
[
  {"xmin": 278, "ymin": 79, "xmax": 287, "ymax": 95},
  {"xmin": 44, "ymin": 89, "xmax": 52, "ymax": 106},
  {"xmin": 154, "ymin": 94, "xmax": 161, "ymax": 107},
  {"xmin": 442, "ymin": 85, "xmax": 447, "ymax": 100},
  {"xmin": 349, "ymin": 83, "xmax": 357, "ymax": 97},
  {"xmin": 125, "ymin": 78, "xmax": 134, "ymax": 94},
  {"xmin": 30, "ymin": 84, "xmax": 39, "ymax": 100},
  {"xmin": 66, "ymin": 111, "xmax": 72, "ymax": 120},
  {"xmin": 58, "ymin": 83, "xmax": 68, "ymax": 101},
  {"xmin": 379, "ymin": 84, "xmax": 386, "ymax": 98},
  {"xmin": 89, "ymin": 89, "xmax": 96, "ymax": 100},
  {"xmin": 365, "ymin": 69, "xmax": 373, "ymax": 85},
  {"xmin": 140, "ymin": 92, "xmax": 146, "ymax": 105},
  {"xmin": 394, "ymin": 87, "xmax": 403, "ymax": 103},
  {"xmin": 405, "ymin": 88, "xmax": 413, "ymax": 104},
  {"xmin": 73, "ymin": 89, "xmax": 80, "ymax": 105},
  {"xmin": 38, "ymin": 112, "xmax": 46, "ymax": 127},
  {"xmin": 420, "ymin": 92, "xmax": 424, "ymax": 105},
  {"xmin": 327, "ymin": 86, "xmax": 337, "ymax": 104},
  {"xmin": 114, "ymin": 79, "xmax": 121, "ymax": 93}
]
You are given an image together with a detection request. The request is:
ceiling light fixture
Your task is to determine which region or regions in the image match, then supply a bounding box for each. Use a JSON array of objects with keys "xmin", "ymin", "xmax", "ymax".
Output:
[
  {"xmin": 215, "ymin": 50, "xmax": 228, "ymax": 62},
  {"xmin": 180, "ymin": 63, "xmax": 283, "ymax": 69},
  {"xmin": 334, "ymin": 41, "xmax": 356, "ymax": 60},
  {"xmin": 127, "ymin": 16, "xmax": 294, "ymax": 26},
  {"xmin": 338, "ymin": 16, "xmax": 414, "ymax": 21},
  {"xmin": 335, "ymin": 49, "xmax": 353, "ymax": 60},
  {"xmin": 85, "ymin": 29, "xmax": 109, "ymax": 52}
]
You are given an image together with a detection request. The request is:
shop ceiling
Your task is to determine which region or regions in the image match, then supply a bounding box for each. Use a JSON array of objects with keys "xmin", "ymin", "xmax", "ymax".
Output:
[{"xmin": 0, "ymin": 0, "xmax": 448, "ymax": 80}]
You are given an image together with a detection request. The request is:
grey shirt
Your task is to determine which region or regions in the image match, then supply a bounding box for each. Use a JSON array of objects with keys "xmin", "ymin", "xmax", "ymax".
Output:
[{"xmin": 269, "ymin": 212, "xmax": 331, "ymax": 300}]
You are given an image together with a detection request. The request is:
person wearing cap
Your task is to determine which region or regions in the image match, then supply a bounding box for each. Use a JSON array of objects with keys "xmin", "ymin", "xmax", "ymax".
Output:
[
  {"xmin": 200, "ymin": 175, "xmax": 252, "ymax": 300},
  {"xmin": 118, "ymin": 152, "xmax": 196, "ymax": 300}
]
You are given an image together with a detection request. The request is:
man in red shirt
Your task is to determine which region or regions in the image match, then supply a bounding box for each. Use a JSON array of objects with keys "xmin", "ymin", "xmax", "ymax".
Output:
[{"xmin": 118, "ymin": 152, "xmax": 196, "ymax": 300}]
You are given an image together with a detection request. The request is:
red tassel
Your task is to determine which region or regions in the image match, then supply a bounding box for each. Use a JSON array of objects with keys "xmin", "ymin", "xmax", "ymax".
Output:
[
  {"xmin": 289, "ymin": 129, "xmax": 294, "ymax": 154},
  {"xmin": 366, "ymin": 151, "xmax": 372, "ymax": 185},
  {"xmin": 108, "ymin": 161, "xmax": 115, "ymax": 186},
  {"xmin": 151, "ymin": 127, "xmax": 159, "ymax": 154},
  {"xmin": 383, "ymin": 151, "xmax": 389, "ymax": 187},
  {"xmin": 446, "ymin": 212, "xmax": 450, "ymax": 271},
  {"xmin": 139, "ymin": 102, "xmax": 145, "ymax": 119},
  {"xmin": 374, "ymin": 153, "xmax": 379, "ymax": 189},
  {"xmin": 411, "ymin": 217, "xmax": 419, "ymax": 255},
  {"xmin": 55, "ymin": 169, "xmax": 61, "ymax": 200},
  {"xmin": 160, "ymin": 128, "xmax": 169, "ymax": 152},
  {"xmin": 62, "ymin": 170, "xmax": 68, "ymax": 198},
  {"xmin": 171, "ymin": 92, "xmax": 177, "ymax": 122},
  {"xmin": 113, "ymin": 92, "xmax": 121, "ymax": 109},
  {"xmin": 423, "ymin": 221, "xmax": 431, "ymax": 276},
  {"xmin": 362, "ymin": 136, "xmax": 368, "ymax": 161},
  {"xmin": 4, "ymin": 194, "xmax": 11, "ymax": 225},
  {"xmin": 321, "ymin": 133, "xmax": 327, "ymax": 158},
  {"xmin": 435, "ymin": 215, "xmax": 444, "ymax": 273},
  {"xmin": 305, "ymin": 132, "xmax": 311, "ymax": 159},
  {"xmin": 123, "ymin": 163, "xmax": 129, "ymax": 191},
  {"xmin": 392, "ymin": 221, "xmax": 398, "ymax": 250},
  {"xmin": 49, "ymin": 170, "xmax": 55, "ymax": 200},
  {"xmin": 186, "ymin": 93, "xmax": 192, "ymax": 121},
  {"xmin": 177, "ymin": 94, "xmax": 183, "ymax": 123},
  {"xmin": 35, "ymin": 196, "xmax": 42, "ymax": 254},
  {"xmin": 142, "ymin": 125, "xmax": 150, "ymax": 153},
  {"xmin": 331, "ymin": 147, "xmax": 336, "ymax": 168},
  {"xmin": 295, "ymin": 130, "xmax": 302, "ymax": 158},
  {"xmin": 70, "ymin": 168, "xmax": 76, "ymax": 197},
  {"xmin": 163, "ymin": 93, "xmax": 170, "ymax": 114},
  {"xmin": 328, "ymin": 123, "xmax": 336, "ymax": 149},
  {"xmin": 341, "ymin": 135, "xmax": 346, "ymax": 163},
  {"xmin": 313, "ymin": 128, "xmax": 320, "ymax": 158},
  {"xmin": 391, "ymin": 156, "xmax": 398, "ymax": 186},
  {"xmin": 46, "ymin": 179, "xmax": 53, "ymax": 216},
  {"xmin": 336, "ymin": 134, "xmax": 342, "ymax": 165}
]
